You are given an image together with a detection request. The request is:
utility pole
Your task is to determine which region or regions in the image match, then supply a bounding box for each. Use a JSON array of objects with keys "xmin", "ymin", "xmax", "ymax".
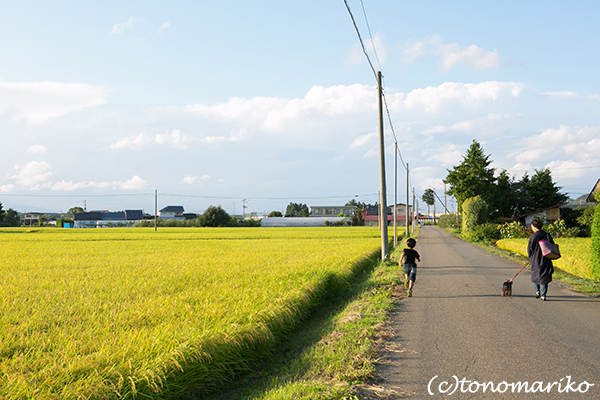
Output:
[
  {"xmin": 154, "ymin": 189, "xmax": 157, "ymax": 232},
  {"xmin": 412, "ymin": 187, "xmax": 416, "ymax": 231},
  {"xmin": 406, "ymin": 163, "xmax": 410, "ymax": 238},
  {"xmin": 444, "ymin": 183, "xmax": 447, "ymax": 215},
  {"xmin": 433, "ymin": 189, "xmax": 437, "ymax": 225},
  {"xmin": 377, "ymin": 71, "xmax": 388, "ymax": 260},
  {"xmin": 393, "ymin": 141, "xmax": 398, "ymax": 247}
]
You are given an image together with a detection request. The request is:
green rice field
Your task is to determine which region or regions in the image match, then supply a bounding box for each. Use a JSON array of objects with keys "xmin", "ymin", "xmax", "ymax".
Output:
[{"xmin": 0, "ymin": 227, "xmax": 384, "ymax": 399}]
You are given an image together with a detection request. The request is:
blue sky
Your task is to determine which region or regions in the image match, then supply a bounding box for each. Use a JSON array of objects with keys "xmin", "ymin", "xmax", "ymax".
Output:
[{"xmin": 1, "ymin": 1, "xmax": 599, "ymax": 215}]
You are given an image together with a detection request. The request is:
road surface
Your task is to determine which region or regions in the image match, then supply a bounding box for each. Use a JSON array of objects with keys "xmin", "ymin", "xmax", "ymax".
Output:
[{"xmin": 376, "ymin": 226, "xmax": 600, "ymax": 399}]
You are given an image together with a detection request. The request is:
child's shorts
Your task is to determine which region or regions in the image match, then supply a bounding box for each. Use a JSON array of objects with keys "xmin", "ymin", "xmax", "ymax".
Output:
[{"xmin": 403, "ymin": 264, "xmax": 417, "ymax": 282}]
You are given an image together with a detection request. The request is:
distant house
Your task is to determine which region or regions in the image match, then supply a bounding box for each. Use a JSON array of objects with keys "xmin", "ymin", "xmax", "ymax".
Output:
[
  {"xmin": 158, "ymin": 206, "xmax": 184, "ymax": 220},
  {"xmin": 310, "ymin": 206, "xmax": 357, "ymax": 217},
  {"xmin": 73, "ymin": 210, "xmax": 145, "ymax": 228},
  {"xmin": 22, "ymin": 212, "xmax": 44, "ymax": 226},
  {"xmin": 361, "ymin": 205, "xmax": 412, "ymax": 227},
  {"xmin": 519, "ymin": 204, "xmax": 562, "ymax": 226}
]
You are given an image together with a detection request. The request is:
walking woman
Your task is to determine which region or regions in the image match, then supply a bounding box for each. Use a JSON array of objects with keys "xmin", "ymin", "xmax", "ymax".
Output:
[{"xmin": 527, "ymin": 219, "xmax": 555, "ymax": 301}]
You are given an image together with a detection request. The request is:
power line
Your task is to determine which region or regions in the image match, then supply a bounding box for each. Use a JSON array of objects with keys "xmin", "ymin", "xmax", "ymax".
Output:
[
  {"xmin": 345, "ymin": 0, "xmax": 407, "ymax": 171},
  {"xmin": 343, "ymin": 0, "xmax": 377, "ymax": 80},
  {"xmin": 359, "ymin": 0, "xmax": 382, "ymax": 71}
]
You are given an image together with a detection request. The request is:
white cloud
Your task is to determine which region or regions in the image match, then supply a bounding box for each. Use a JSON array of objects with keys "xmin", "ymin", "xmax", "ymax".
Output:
[
  {"xmin": 51, "ymin": 180, "xmax": 110, "ymax": 191},
  {"xmin": 425, "ymin": 144, "xmax": 464, "ymax": 166},
  {"xmin": 182, "ymin": 175, "xmax": 211, "ymax": 184},
  {"xmin": 5, "ymin": 162, "xmax": 147, "ymax": 192},
  {"xmin": 545, "ymin": 160, "xmax": 588, "ymax": 180},
  {"xmin": 0, "ymin": 81, "xmax": 108, "ymax": 122},
  {"xmin": 10, "ymin": 161, "xmax": 54, "ymax": 190},
  {"xmin": 402, "ymin": 36, "xmax": 502, "ymax": 71},
  {"xmin": 523, "ymin": 125, "xmax": 600, "ymax": 148},
  {"xmin": 27, "ymin": 145, "xmax": 47, "ymax": 154},
  {"xmin": 542, "ymin": 91, "xmax": 600, "ymax": 101},
  {"xmin": 542, "ymin": 91, "xmax": 578, "ymax": 98},
  {"xmin": 110, "ymin": 17, "xmax": 137, "ymax": 34},
  {"xmin": 350, "ymin": 132, "xmax": 377, "ymax": 149},
  {"xmin": 113, "ymin": 175, "xmax": 148, "ymax": 190},
  {"xmin": 110, "ymin": 130, "xmax": 191, "ymax": 149},
  {"xmin": 511, "ymin": 149, "xmax": 551, "ymax": 164},
  {"xmin": 158, "ymin": 22, "xmax": 170, "ymax": 34},
  {"xmin": 403, "ymin": 81, "xmax": 523, "ymax": 113},
  {"xmin": 422, "ymin": 125, "xmax": 448, "ymax": 135},
  {"xmin": 177, "ymin": 84, "xmax": 376, "ymax": 133}
]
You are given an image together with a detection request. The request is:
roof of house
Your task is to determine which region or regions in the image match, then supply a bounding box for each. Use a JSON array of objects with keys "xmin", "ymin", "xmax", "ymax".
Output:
[
  {"xmin": 125, "ymin": 210, "xmax": 145, "ymax": 220},
  {"xmin": 73, "ymin": 210, "xmax": 144, "ymax": 221},
  {"xmin": 159, "ymin": 206, "xmax": 185, "ymax": 213},
  {"xmin": 518, "ymin": 204, "xmax": 563, "ymax": 218},
  {"xmin": 586, "ymin": 179, "xmax": 600, "ymax": 203}
]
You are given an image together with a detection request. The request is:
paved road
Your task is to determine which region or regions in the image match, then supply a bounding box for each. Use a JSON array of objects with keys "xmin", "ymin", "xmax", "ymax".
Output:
[{"xmin": 377, "ymin": 226, "xmax": 600, "ymax": 399}]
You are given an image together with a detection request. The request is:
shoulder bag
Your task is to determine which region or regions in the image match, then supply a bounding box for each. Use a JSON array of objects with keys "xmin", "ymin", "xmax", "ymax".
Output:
[{"xmin": 538, "ymin": 233, "xmax": 561, "ymax": 260}]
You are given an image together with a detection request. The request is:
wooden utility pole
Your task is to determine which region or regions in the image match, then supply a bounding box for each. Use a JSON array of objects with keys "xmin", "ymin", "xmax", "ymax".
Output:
[
  {"xmin": 154, "ymin": 189, "xmax": 157, "ymax": 232},
  {"xmin": 406, "ymin": 163, "xmax": 410, "ymax": 238},
  {"xmin": 412, "ymin": 187, "xmax": 416, "ymax": 231},
  {"xmin": 393, "ymin": 141, "xmax": 398, "ymax": 248},
  {"xmin": 377, "ymin": 71, "xmax": 388, "ymax": 260}
]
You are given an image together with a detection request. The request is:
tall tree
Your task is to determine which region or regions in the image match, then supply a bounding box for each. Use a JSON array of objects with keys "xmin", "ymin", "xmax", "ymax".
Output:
[
  {"xmin": 526, "ymin": 168, "xmax": 568, "ymax": 212},
  {"xmin": 0, "ymin": 201, "xmax": 5, "ymax": 224},
  {"xmin": 422, "ymin": 189, "xmax": 435, "ymax": 221},
  {"xmin": 3, "ymin": 208, "xmax": 21, "ymax": 227},
  {"xmin": 67, "ymin": 207, "xmax": 85, "ymax": 218},
  {"xmin": 199, "ymin": 205, "xmax": 231, "ymax": 227},
  {"xmin": 285, "ymin": 202, "xmax": 309, "ymax": 217},
  {"xmin": 444, "ymin": 140, "xmax": 497, "ymax": 213}
]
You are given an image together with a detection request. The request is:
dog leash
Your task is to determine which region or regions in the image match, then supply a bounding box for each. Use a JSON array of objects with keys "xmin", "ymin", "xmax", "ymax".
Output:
[{"xmin": 510, "ymin": 262, "xmax": 530, "ymax": 282}]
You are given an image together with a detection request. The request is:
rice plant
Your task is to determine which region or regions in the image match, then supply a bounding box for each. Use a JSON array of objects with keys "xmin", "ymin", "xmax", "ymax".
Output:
[{"xmin": 0, "ymin": 227, "xmax": 382, "ymax": 399}]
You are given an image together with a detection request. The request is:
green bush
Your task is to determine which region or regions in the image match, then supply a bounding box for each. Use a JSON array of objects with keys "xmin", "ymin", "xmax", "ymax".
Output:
[
  {"xmin": 472, "ymin": 222, "xmax": 501, "ymax": 243},
  {"xmin": 592, "ymin": 204, "xmax": 600, "ymax": 280},
  {"xmin": 576, "ymin": 206, "xmax": 596, "ymax": 237},
  {"xmin": 461, "ymin": 195, "xmax": 488, "ymax": 241},
  {"xmin": 438, "ymin": 213, "xmax": 460, "ymax": 229}
]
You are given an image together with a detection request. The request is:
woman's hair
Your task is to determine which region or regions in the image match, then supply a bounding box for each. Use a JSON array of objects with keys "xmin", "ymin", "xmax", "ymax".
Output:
[
  {"xmin": 406, "ymin": 238, "xmax": 416, "ymax": 248},
  {"xmin": 531, "ymin": 219, "xmax": 544, "ymax": 229}
]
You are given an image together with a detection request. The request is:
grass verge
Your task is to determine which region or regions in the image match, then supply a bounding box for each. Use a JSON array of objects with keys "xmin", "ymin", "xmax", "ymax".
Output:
[{"xmin": 206, "ymin": 230, "xmax": 419, "ymax": 400}]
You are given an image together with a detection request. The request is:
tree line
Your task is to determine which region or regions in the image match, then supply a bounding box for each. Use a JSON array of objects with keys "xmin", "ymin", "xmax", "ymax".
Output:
[
  {"xmin": 443, "ymin": 140, "xmax": 568, "ymax": 221},
  {"xmin": 437, "ymin": 140, "xmax": 595, "ymax": 238}
]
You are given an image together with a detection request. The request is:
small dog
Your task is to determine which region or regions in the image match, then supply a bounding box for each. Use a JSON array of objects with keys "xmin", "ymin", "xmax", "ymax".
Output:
[{"xmin": 502, "ymin": 280, "xmax": 513, "ymax": 296}]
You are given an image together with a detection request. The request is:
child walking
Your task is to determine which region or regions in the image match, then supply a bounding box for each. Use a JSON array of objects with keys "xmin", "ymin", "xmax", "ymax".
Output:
[{"xmin": 400, "ymin": 238, "xmax": 421, "ymax": 297}]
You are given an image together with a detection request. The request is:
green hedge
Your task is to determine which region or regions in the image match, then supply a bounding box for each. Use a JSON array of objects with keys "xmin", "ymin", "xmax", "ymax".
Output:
[
  {"xmin": 591, "ymin": 204, "xmax": 600, "ymax": 280},
  {"xmin": 461, "ymin": 195, "xmax": 488, "ymax": 241}
]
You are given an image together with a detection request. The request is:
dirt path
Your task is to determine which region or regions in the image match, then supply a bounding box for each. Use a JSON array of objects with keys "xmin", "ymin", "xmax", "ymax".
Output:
[{"xmin": 371, "ymin": 226, "xmax": 600, "ymax": 399}]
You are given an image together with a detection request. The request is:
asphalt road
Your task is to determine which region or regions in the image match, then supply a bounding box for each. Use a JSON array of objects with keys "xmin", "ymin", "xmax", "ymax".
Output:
[{"xmin": 376, "ymin": 226, "xmax": 600, "ymax": 399}]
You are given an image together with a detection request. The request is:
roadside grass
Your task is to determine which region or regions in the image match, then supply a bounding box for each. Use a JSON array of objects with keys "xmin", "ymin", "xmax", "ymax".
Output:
[
  {"xmin": 208, "ymin": 230, "xmax": 419, "ymax": 400},
  {"xmin": 440, "ymin": 227, "xmax": 600, "ymax": 296}
]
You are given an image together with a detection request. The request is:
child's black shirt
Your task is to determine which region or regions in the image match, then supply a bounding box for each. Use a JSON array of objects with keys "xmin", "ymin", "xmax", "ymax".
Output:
[{"xmin": 402, "ymin": 248, "xmax": 420, "ymax": 265}]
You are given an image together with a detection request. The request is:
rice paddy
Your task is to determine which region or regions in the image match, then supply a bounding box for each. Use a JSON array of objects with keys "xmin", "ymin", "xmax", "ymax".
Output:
[{"xmin": 0, "ymin": 227, "xmax": 383, "ymax": 399}]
